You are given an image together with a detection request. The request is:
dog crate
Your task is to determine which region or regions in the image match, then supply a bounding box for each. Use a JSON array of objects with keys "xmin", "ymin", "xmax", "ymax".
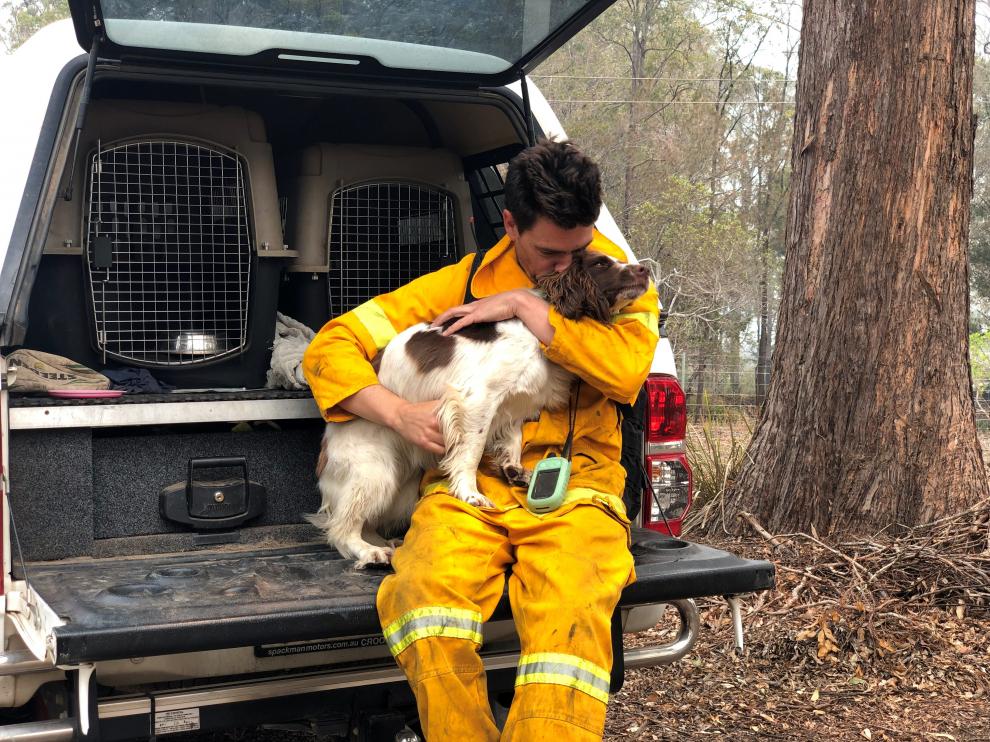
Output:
[
  {"xmin": 86, "ymin": 138, "xmax": 252, "ymax": 366},
  {"xmin": 327, "ymin": 180, "xmax": 458, "ymax": 318},
  {"xmin": 31, "ymin": 101, "xmax": 289, "ymax": 388},
  {"xmin": 282, "ymin": 145, "xmax": 473, "ymax": 329}
]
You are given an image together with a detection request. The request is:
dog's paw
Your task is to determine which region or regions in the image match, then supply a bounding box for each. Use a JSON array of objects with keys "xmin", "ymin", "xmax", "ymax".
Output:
[
  {"xmin": 354, "ymin": 545, "xmax": 395, "ymax": 569},
  {"xmin": 453, "ymin": 491, "xmax": 494, "ymax": 509},
  {"xmin": 502, "ymin": 464, "xmax": 531, "ymax": 488}
]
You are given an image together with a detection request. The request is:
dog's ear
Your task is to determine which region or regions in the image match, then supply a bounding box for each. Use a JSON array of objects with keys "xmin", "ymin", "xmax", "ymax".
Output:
[
  {"xmin": 537, "ymin": 260, "xmax": 613, "ymax": 323},
  {"xmin": 537, "ymin": 268, "xmax": 581, "ymax": 319},
  {"xmin": 583, "ymin": 281, "xmax": 613, "ymax": 324}
]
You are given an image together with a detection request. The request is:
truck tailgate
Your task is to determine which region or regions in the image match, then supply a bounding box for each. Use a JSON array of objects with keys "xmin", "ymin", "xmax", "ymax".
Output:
[{"xmin": 22, "ymin": 529, "xmax": 774, "ymax": 665}]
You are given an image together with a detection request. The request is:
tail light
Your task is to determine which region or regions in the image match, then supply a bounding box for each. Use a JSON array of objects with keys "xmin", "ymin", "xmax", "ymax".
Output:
[{"xmin": 642, "ymin": 373, "xmax": 692, "ymax": 536}]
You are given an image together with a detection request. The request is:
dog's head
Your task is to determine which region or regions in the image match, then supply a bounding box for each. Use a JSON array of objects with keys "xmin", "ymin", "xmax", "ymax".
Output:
[{"xmin": 536, "ymin": 249, "xmax": 650, "ymax": 323}]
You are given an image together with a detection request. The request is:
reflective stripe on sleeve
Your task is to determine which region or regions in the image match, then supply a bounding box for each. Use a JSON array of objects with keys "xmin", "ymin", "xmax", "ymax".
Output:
[
  {"xmin": 514, "ymin": 652, "xmax": 611, "ymax": 704},
  {"xmin": 351, "ymin": 299, "xmax": 397, "ymax": 351},
  {"xmin": 421, "ymin": 479, "xmax": 451, "ymax": 498},
  {"xmin": 612, "ymin": 310, "xmax": 659, "ymax": 337},
  {"xmin": 383, "ymin": 606, "xmax": 484, "ymax": 657}
]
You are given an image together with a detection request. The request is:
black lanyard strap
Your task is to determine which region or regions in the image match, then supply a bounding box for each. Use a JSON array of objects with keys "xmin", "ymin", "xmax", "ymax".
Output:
[{"xmin": 561, "ymin": 380, "xmax": 581, "ymax": 460}]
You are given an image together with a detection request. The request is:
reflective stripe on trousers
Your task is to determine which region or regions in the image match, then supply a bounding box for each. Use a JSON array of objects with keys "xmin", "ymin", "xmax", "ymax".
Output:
[
  {"xmin": 384, "ymin": 606, "xmax": 484, "ymax": 656},
  {"xmin": 514, "ymin": 652, "xmax": 612, "ymax": 705}
]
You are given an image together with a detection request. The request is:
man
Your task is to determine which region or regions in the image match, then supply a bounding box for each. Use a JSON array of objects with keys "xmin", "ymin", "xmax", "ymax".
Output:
[{"xmin": 303, "ymin": 139, "xmax": 659, "ymax": 740}]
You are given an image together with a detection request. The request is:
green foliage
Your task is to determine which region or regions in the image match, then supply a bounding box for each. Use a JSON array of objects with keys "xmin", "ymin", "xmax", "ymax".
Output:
[
  {"xmin": 970, "ymin": 330, "xmax": 990, "ymax": 392},
  {"xmin": 1, "ymin": 0, "xmax": 69, "ymax": 52}
]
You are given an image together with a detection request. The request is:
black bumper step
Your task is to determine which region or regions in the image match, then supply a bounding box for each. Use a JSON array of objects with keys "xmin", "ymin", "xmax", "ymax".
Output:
[{"xmin": 25, "ymin": 530, "xmax": 774, "ymax": 664}]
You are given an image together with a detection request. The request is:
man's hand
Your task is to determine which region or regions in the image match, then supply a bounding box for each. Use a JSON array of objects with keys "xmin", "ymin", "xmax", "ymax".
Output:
[
  {"xmin": 432, "ymin": 290, "xmax": 529, "ymax": 335},
  {"xmin": 392, "ymin": 399, "xmax": 445, "ymax": 456},
  {"xmin": 434, "ymin": 290, "xmax": 556, "ymax": 345},
  {"xmin": 339, "ymin": 385, "xmax": 445, "ymax": 456}
]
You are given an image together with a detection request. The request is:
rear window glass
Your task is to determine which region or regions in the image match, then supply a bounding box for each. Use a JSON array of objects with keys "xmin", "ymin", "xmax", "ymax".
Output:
[{"xmin": 100, "ymin": 0, "xmax": 590, "ymax": 76}]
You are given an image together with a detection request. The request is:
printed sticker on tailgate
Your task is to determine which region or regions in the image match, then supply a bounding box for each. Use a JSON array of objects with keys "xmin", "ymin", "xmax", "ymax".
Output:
[
  {"xmin": 155, "ymin": 708, "xmax": 200, "ymax": 735},
  {"xmin": 255, "ymin": 635, "xmax": 386, "ymax": 658}
]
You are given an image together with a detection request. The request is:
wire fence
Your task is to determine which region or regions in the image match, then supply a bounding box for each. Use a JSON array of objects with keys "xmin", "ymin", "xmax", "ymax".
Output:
[
  {"xmin": 678, "ymin": 356, "xmax": 990, "ymax": 428},
  {"xmin": 676, "ymin": 355, "xmax": 769, "ymax": 419}
]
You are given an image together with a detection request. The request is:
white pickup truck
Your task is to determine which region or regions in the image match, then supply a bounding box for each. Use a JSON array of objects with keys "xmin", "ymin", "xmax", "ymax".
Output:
[{"xmin": 0, "ymin": 3, "xmax": 774, "ymax": 739}]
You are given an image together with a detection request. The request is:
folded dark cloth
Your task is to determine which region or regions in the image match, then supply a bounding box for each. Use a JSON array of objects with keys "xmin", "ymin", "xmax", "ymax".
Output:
[{"xmin": 104, "ymin": 368, "xmax": 174, "ymax": 394}]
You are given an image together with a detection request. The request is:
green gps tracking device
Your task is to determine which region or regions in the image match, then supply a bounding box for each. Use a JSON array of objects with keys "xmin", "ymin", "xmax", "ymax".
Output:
[
  {"xmin": 524, "ymin": 380, "xmax": 581, "ymax": 514},
  {"xmin": 525, "ymin": 455, "xmax": 571, "ymax": 513}
]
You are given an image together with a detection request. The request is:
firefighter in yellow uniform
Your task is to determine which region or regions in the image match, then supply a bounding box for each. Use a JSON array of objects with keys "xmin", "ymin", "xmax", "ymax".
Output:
[{"xmin": 303, "ymin": 140, "xmax": 659, "ymax": 740}]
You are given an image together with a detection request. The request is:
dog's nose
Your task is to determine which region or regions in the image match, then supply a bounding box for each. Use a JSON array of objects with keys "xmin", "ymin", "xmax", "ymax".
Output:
[{"xmin": 630, "ymin": 264, "xmax": 648, "ymax": 276}]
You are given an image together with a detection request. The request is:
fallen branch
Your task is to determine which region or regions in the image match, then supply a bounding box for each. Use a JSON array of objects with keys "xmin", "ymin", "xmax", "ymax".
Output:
[{"xmin": 738, "ymin": 510, "xmax": 785, "ymax": 548}]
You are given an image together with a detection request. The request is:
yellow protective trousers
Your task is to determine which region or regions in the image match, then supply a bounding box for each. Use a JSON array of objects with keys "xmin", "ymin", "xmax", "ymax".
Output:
[{"xmin": 377, "ymin": 493, "xmax": 635, "ymax": 741}]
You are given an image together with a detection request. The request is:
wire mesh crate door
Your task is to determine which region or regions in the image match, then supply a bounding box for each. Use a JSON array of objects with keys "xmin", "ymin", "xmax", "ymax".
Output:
[
  {"xmin": 85, "ymin": 140, "xmax": 253, "ymax": 366},
  {"xmin": 327, "ymin": 181, "xmax": 459, "ymax": 318}
]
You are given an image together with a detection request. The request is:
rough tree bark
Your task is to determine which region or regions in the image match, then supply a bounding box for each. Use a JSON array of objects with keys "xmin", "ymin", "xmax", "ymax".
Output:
[{"xmin": 723, "ymin": 0, "xmax": 987, "ymax": 535}]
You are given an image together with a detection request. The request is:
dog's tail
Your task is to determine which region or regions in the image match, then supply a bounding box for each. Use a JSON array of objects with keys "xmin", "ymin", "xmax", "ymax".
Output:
[{"xmin": 303, "ymin": 511, "xmax": 331, "ymax": 531}]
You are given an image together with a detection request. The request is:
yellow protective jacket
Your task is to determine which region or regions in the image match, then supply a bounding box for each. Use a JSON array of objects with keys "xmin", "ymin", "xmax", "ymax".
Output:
[{"xmin": 302, "ymin": 229, "xmax": 660, "ymax": 516}]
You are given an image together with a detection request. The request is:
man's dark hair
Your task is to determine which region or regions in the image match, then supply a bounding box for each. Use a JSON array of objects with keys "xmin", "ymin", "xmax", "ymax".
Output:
[{"xmin": 504, "ymin": 139, "xmax": 603, "ymax": 232}]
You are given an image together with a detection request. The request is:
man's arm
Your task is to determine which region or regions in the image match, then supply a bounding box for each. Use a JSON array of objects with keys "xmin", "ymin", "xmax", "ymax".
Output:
[
  {"xmin": 431, "ymin": 286, "xmax": 660, "ymax": 405},
  {"xmin": 337, "ymin": 385, "xmax": 445, "ymax": 455},
  {"xmin": 303, "ymin": 254, "xmax": 474, "ymax": 428},
  {"xmin": 541, "ymin": 285, "xmax": 660, "ymax": 403}
]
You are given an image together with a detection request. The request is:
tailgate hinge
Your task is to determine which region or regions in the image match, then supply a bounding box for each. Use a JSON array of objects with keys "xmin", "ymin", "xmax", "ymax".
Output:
[{"xmin": 6, "ymin": 582, "xmax": 60, "ymax": 663}]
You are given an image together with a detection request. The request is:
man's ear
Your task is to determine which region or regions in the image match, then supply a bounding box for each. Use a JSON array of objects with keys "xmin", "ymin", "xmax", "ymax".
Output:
[{"xmin": 503, "ymin": 209, "xmax": 520, "ymax": 241}]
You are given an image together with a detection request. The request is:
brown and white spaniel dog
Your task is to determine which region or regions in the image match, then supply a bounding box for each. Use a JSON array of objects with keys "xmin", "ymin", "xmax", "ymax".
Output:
[{"xmin": 308, "ymin": 249, "xmax": 650, "ymax": 566}]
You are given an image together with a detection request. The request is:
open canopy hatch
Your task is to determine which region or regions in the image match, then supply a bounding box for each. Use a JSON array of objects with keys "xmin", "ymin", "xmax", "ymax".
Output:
[{"xmin": 68, "ymin": 0, "xmax": 616, "ymax": 85}]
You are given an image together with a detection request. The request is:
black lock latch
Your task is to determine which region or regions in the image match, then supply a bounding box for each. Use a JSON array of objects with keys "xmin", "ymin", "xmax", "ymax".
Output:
[{"xmin": 160, "ymin": 456, "xmax": 267, "ymax": 530}]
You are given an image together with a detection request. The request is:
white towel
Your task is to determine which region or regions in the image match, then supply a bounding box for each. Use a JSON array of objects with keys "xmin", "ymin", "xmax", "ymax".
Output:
[{"xmin": 266, "ymin": 312, "xmax": 316, "ymax": 390}]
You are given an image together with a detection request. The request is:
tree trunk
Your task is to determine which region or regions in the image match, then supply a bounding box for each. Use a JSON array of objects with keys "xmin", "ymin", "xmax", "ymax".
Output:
[
  {"xmin": 622, "ymin": 72, "xmax": 641, "ymax": 234},
  {"xmin": 724, "ymin": 0, "xmax": 986, "ymax": 535},
  {"xmin": 727, "ymin": 329, "xmax": 741, "ymax": 400},
  {"xmin": 621, "ymin": 1, "xmax": 649, "ymax": 234},
  {"xmin": 690, "ymin": 355, "xmax": 707, "ymax": 420},
  {"xmin": 756, "ymin": 233, "xmax": 771, "ymax": 403}
]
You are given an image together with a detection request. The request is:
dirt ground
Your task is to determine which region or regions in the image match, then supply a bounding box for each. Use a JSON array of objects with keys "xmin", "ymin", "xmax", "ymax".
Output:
[
  {"xmin": 598, "ymin": 429, "xmax": 990, "ymax": 741},
  {"xmin": 605, "ymin": 536, "xmax": 990, "ymax": 742}
]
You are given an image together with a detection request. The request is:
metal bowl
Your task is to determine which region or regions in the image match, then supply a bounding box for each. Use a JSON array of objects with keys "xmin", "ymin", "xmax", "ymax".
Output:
[{"xmin": 172, "ymin": 332, "xmax": 219, "ymax": 356}]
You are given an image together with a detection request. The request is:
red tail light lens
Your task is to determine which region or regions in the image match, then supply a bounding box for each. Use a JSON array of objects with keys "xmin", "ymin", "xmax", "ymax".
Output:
[{"xmin": 645, "ymin": 375, "xmax": 686, "ymax": 442}]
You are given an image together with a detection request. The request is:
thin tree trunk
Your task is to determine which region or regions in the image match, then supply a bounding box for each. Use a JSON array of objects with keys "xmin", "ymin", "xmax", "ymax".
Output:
[
  {"xmin": 622, "ymin": 73, "xmax": 640, "ymax": 233},
  {"xmin": 621, "ymin": 1, "xmax": 649, "ymax": 234},
  {"xmin": 727, "ymin": 330, "xmax": 741, "ymax": 400},
  {"xmin": 756, "ymin": 233, "xmax": 771, "ymax": 403},
  {"xmin": 724, "ymin": 0, "xmax": 986, "ymax": 535},
  {"xmin": 691, "ymin": 357, "xmax": 707, "ymax": 420}
]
